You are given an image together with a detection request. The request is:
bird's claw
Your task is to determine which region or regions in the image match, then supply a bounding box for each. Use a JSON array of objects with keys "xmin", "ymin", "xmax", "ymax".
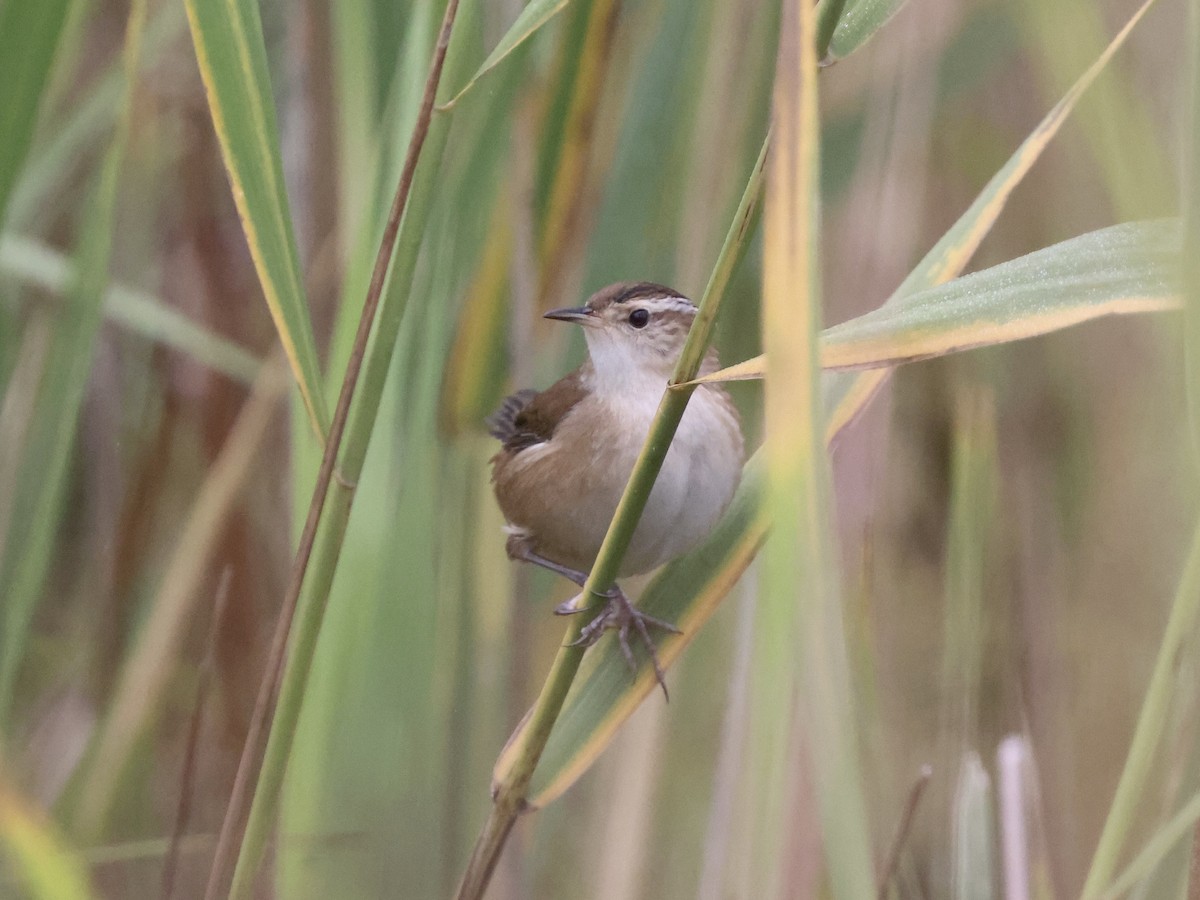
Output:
[
  {"xmin": 566, "ymin": 588, "xmax": 680, "ymax": 700},
  {"xmin": 552, "ymin": 585, "xmax": 621, "ymax": 616}
]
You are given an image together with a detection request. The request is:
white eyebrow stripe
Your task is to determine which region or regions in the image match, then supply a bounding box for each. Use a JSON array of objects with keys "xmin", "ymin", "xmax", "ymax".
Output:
[{"xmin": 638, "ymin": 296, "xmax": 697, "ymax": 315}]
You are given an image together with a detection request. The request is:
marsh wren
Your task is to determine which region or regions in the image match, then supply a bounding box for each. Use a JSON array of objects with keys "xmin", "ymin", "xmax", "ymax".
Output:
[{"xmin": 488, "ymin": 282, "xmax": 745, "ymax": 697}]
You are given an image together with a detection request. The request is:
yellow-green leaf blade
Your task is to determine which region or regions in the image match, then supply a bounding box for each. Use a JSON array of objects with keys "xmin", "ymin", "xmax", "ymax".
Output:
[
  {"xmin": 823, "ymin": 220, "xmax": 1180, "ymax": 370},
  {"xmin": 184, "ymin": 0, "xmax": 329, "ymax": 438}
]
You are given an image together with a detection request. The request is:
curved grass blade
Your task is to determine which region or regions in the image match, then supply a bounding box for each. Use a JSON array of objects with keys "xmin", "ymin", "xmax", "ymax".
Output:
[
  {"xmin": 215, "ymin": 1, "xmax": 475, "ymax": 894},
  {"xmin": 822, "ymin": 220, "xmax": 1180, "ymax": 370},
  {"xmin": 693, "ymin": 220, "xmax": 1179, "ymax": 384},
  {"xmin": 439, "ymin": 0, "xmax": 569, "ymax": 109},
  {"xmin": 184, "ymin": 0, "xmax": 329, "ymax": 438},
  {"xmin": 0, "ymin": 0, "xmax": 149, "ymax": 722},
  {"xmin": 1, "ymin": 234, "xmax": 261, "ymax": 384},
  {"xmin": 0, "ymin": 0, "xmax": 72, "ymax": 228},
  {"xmin": 1079, "ymin": 522, "xmax": 1200, "ymax": 898}
]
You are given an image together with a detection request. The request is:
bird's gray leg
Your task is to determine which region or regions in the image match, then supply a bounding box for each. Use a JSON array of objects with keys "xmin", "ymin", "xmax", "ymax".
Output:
[
  {"xmin": 505, "ymin": 534, "xmax": 617, "ymax": 613},
  {"xmin": 506, "ymin": 533, "xmax": 680, "ymax": 699}
]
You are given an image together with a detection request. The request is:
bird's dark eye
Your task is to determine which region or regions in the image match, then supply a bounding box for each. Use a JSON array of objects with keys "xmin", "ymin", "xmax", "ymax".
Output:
[{"xmin": 628, "ymin": 308, "xmax": 650, "ymax": 328}]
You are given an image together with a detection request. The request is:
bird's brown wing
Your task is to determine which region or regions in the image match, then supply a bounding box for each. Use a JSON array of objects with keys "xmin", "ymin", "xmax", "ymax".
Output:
[{"xmin": 486, "ymin": 369, "xmax": 587, "ymax": 454}]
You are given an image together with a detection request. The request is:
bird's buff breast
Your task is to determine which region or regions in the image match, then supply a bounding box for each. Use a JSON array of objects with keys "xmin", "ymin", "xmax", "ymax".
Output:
[{"xmin": 494, "ymin": 386, "xmax": 743, "ymax": 577}]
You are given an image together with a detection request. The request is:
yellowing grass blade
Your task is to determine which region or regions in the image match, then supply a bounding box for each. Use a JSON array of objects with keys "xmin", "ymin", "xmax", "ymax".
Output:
[
  {"xmin": 184, "ymin": 0, "xmax": 329, "ymax": 439},
  {"xmin": 440, "ymin": 0, "xmax": 569, "ymax": 108},
  {"xmin": 823, "ymin": 221, "xmax": 1180, "ymax": 370},
  {"xmin": 691, "ymin": 220, "xmax": 1180, "ymax": 382},
  {"xmin": 756, "ymin": 0, "xmax": 874, "ymax": 892}
]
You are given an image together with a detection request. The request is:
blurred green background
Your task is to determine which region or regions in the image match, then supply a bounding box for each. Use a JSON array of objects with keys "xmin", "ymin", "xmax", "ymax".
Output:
[{"xmin": 0, "ymin": 0, "xmax": 1194, "ymax": 897}]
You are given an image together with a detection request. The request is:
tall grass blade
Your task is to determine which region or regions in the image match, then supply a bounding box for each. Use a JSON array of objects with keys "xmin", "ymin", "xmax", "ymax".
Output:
[
  {"xmin": 0, "ymin": 0, "xmax": 148, "ymax": 723},
  {"xmin": 183, "ymin": 0, "xmax": 330, "ymax": 438},
  {"xmin": 753, "ymin": 0, "xmax": 873, "ymax": 892},
  {"xmin": 0, "ymin": 0, "xmax": 72, "ymax": 227},
  {"xmin": 212, "ymin": 1, "xmax": 472, "ymax": 894},
  {"xmin": 1103, "ymin": 789, "xmax": 1200, "ymax": 898}
]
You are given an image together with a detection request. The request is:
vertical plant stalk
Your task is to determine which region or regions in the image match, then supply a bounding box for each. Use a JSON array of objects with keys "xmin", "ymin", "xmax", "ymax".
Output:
[
  {"xmin": 754, "ymin": 0, "xmax": 874, "ymax": 895},
  {"xmin": 202, "ymin": 1, "xmax": 463, "ymax": 896},
  {"xmin": 454, "ymin": 134, "xmax": 770, "ymax": 900}
]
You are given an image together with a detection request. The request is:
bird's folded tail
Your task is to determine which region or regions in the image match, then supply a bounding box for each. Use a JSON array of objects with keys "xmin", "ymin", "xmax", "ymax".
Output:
[{"xmin": 485, "ymin": 389, "xmax": 537, "ymax": 443}]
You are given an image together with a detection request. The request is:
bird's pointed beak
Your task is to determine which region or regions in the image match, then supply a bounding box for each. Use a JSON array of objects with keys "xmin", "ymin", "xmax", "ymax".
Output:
[{"xmin": 543, "ymin": 306, "xmax": 595, "ymax": 325}]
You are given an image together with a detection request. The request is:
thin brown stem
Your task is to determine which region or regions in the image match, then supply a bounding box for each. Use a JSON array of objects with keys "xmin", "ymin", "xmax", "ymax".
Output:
[{"xmin": 203, "ymin": 1, "xmax": 462, "ymax": 895}]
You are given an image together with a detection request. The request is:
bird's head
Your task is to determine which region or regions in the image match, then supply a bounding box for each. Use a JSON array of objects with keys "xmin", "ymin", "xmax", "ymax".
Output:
[{"xmin": 543, "ymin": 282, "xmax": 697, "ymax": 384}]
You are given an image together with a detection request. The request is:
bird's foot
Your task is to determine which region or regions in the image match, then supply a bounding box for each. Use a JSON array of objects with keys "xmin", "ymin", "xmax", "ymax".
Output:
[{"xmin": 566, "ymin": 587, "xmax": 680, "ymax": 700}]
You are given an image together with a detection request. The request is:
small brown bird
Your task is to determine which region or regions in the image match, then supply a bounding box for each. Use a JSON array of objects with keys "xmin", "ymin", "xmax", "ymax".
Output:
[{"xmin": 487, "ymin": 282, "xmax": 744, "ymax": 696}]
